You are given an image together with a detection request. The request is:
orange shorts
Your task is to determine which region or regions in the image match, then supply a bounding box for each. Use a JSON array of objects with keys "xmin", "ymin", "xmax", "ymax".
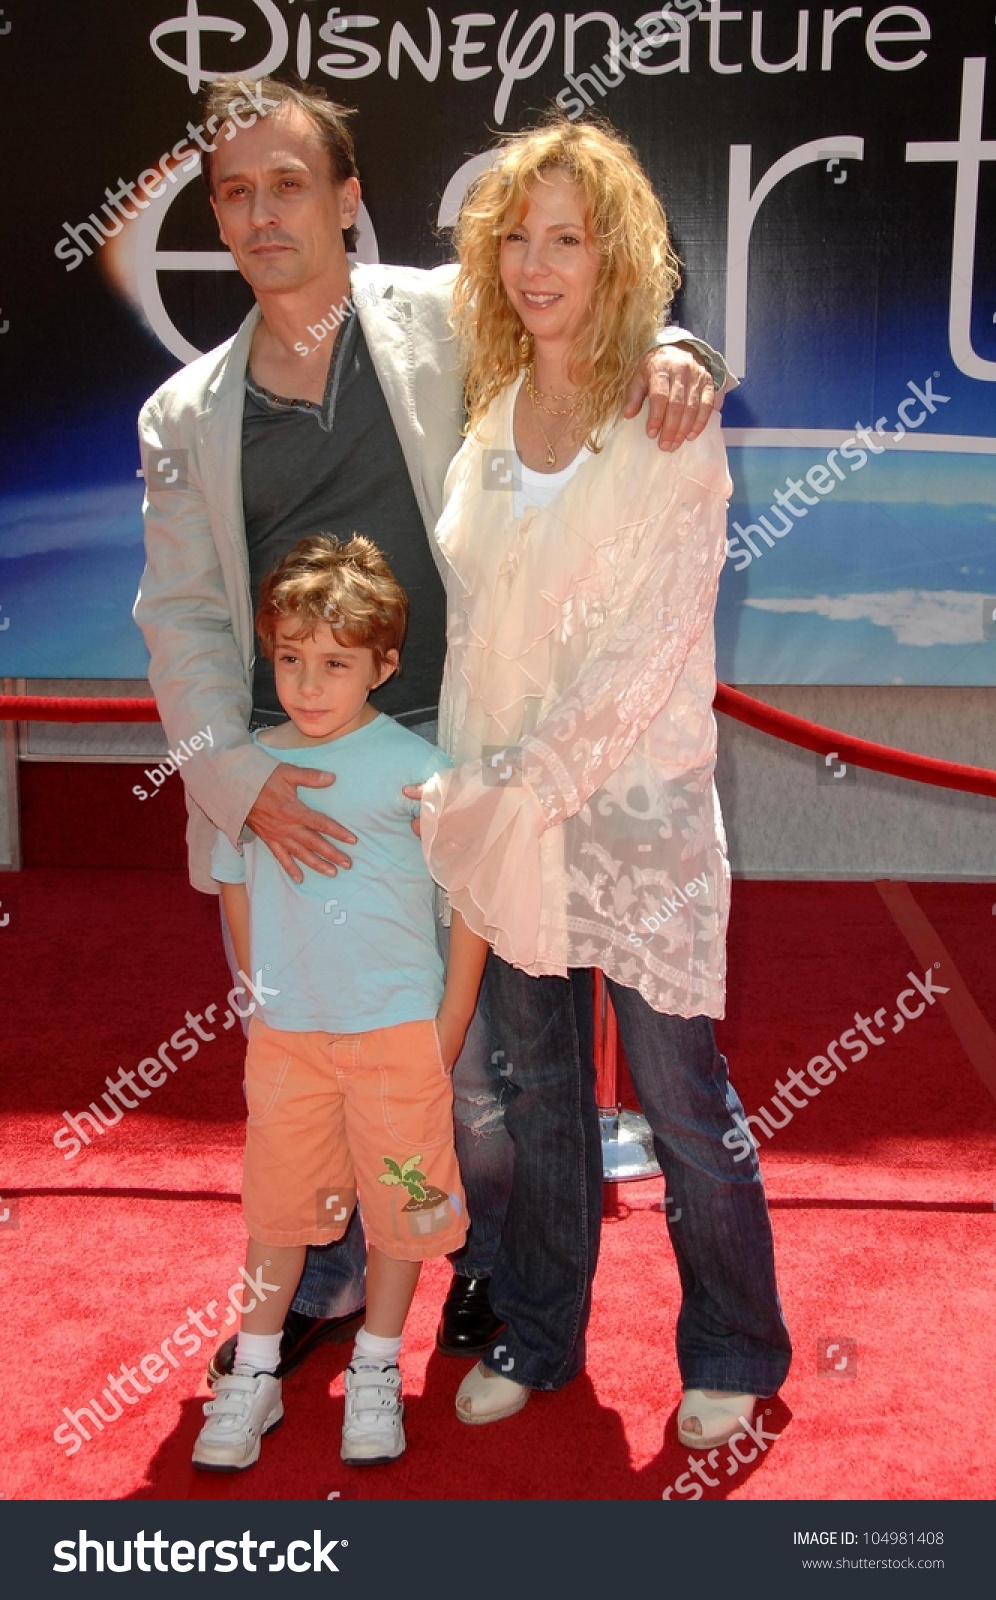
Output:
[{"xmin": 241, "ymin": 1015, "xmax": 468, "ymax": 1260}]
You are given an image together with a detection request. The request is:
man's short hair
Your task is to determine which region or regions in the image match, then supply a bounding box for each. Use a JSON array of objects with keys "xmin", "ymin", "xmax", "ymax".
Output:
[
  {"xmin": 256, "ymin": 535, "xmax": 408, "ymax": 670},
  {"xmin": 201, "ymin": 76, "xmax": 359, "ymax": 251}
]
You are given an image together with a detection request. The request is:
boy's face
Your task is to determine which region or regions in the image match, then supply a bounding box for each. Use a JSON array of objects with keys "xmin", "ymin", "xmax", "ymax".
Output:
[{"xmin": 272, "ymin": 619, "xmax": 397, "ymax": 744}]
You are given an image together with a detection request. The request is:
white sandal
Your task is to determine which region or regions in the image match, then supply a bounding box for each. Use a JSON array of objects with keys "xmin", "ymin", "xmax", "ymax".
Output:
[
  {"xmin": 677, "ymin": 1389, "xmax": 756, "ymax": 1449},
  {"xmin": 456, "ymin": 1361, "xmax": 530, "ymax": 1425}
]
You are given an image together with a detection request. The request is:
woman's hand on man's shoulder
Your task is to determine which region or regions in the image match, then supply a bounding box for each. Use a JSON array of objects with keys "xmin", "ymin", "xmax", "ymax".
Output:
[{"xmin": 624, "ymin": 344, "xmax": 723, "ymax": 453}]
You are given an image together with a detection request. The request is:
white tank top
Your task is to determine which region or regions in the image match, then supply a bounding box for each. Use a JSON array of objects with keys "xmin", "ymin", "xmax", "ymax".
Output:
[{"xmin": 512, "ymin": 448, "xmax": 592, "ymax": 520}]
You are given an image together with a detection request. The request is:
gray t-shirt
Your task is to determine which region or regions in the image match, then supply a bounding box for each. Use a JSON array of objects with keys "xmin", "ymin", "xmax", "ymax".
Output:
[{"xmin": 242, "ymin": 310, "xmax": 447, "ymax": 726}]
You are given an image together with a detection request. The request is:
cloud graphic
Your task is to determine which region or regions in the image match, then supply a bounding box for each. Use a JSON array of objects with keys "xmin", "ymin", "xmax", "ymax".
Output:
[{"xmin": 743, "ymin": 590, "xmax": 989, "ymax": 647}]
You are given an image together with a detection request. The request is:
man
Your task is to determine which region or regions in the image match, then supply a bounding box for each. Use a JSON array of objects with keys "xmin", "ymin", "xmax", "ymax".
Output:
[{"xmin": 134, "ymin": 76, "xmax": 730, "ymax": 1383}]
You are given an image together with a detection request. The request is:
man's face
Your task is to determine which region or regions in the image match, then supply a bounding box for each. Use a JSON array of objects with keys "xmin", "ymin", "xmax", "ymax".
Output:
[{"xmin": 210, "ymin": 104, "xmax": 360, "ymax": 296}]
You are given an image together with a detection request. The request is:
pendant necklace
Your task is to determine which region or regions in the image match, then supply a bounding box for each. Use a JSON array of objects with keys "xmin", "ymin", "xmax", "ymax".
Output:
[{"xmin": 525, "ymin": 364, "xmax": 579, "ymax": 467}]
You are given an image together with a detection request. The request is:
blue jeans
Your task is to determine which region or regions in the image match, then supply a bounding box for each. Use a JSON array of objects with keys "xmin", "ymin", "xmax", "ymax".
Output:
[{"xmin": 479, "ymin": 958, "xmax": 792, "ymax": 1395}]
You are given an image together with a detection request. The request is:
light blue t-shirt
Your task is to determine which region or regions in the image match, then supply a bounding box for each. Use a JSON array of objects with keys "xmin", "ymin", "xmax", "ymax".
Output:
[{"xmin": 211, "ymin": 714, "xmax": 452, "ymax": 1033}]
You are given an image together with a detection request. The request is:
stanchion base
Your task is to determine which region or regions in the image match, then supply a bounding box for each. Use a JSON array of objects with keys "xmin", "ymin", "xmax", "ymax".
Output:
[{"xmin": 599, "ymin": 1108, "xmax": 661, "ymax": 1183}]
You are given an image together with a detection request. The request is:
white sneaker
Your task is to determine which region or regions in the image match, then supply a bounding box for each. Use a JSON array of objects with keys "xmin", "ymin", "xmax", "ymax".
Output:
[
  {"xmin": 192, "ymin": 1371, "xmax": 283, "ymax": 1471},
  {"xmin": 341, "ymin": 1359, "xmax": 406, "ymax": 1465}
]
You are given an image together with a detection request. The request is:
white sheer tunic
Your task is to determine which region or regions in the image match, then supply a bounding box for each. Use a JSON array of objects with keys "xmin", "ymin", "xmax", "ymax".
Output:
[{"xmin": 420, "ymin": 376, "xmax": 734, "ymax": 1018}]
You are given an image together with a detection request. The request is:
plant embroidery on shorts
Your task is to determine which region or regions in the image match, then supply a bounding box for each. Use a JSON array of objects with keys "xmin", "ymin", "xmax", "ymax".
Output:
[{"xmin": 379, "ymin": 1154, "xmax": 452, "ymax": 1238}]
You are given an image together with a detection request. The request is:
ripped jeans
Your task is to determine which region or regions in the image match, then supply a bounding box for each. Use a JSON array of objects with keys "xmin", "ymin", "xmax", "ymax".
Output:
[
  {"xmin": 479, "ymin": 960, "xmax": 791, "ymax": 1394},
  {"xmin": 444, "ymin": 929, "xmax": 514, "ymax": 1276}
]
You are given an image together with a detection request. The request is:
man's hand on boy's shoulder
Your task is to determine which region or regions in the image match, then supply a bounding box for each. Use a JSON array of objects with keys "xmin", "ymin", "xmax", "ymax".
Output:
[{"xmin": 245, "ymin": 765, "xmax": 357, "ymax": 882}]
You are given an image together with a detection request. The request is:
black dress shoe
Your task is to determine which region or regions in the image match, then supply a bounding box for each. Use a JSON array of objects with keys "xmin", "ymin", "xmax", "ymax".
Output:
[
  {"xmin": 436, "ymin": 1274, "xmax": 505, "ymax": 1357},
  {"xmin": 207, "ymin": 1305, "xmax": 365, "ymax": 1385}
]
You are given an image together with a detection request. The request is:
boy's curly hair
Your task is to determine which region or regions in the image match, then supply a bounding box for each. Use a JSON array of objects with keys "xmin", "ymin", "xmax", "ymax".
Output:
[{"xmin": 255, "ymin": 535, "xmax": 408, "ymax": 670}]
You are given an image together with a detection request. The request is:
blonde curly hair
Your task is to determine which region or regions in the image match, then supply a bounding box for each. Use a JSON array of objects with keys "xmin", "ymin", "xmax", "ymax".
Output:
[{"xmin": 451, "ymin": 115, "xmax": 682, "ymax": 451}]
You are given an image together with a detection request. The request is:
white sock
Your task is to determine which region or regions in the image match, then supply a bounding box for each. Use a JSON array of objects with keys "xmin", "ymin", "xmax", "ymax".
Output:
[
  {"xmin": 353, "ymin": 1326, "xmax": 402, "ymax": 1367},
  {"xmin": 233, "ymin": 1330, "xmax": 282, "ymax": 1376}
]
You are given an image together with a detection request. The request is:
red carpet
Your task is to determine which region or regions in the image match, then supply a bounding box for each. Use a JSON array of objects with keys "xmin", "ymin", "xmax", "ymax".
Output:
[{"xmin": 2, "ymin": 856, "xmax": 994, "ymax": 1501}]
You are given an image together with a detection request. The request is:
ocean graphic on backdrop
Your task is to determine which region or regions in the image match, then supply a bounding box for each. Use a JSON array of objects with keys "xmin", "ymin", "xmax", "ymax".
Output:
[
  {"xmin": 0, "ymin": 482, "xmax": 150, "ymax": 678},
  {"xmin": 0, "ymin": 445, "xmax": 994, "ymax": 685},
  {"xmin": 717, "ymin": 447, "xmax": 996, "ymax": 685}
]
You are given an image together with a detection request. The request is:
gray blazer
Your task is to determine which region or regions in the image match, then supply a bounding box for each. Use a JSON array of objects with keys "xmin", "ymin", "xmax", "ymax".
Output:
[
  {"xmin": 133, "ymin": 261, "xmax": 725, "ymax": 892},
  {"xmin": 134, "ymin": 262, "xmax": 464, "ymax": 890}
]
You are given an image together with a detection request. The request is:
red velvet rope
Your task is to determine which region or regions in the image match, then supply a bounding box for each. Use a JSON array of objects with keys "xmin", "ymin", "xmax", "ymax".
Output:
[
  {"xmin": 0, "ymin": 696, "xmax": 161, "ymax": 723},
  {"xmin": 2, "ymin": 688, "xmax": 995, "ymax": 798},
  {"xmin": 713, "ymin": 684, "xmax": 996, "ymax": 799}
]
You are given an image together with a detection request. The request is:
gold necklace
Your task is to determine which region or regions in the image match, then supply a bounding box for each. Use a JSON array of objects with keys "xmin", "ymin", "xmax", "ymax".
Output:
[
  {"xmin": 525, "ymin": 366, "xmax": 579, "ymax": 466},
  {"xmin": 525, "ymin": 363, "xmax": 579, "ymax": 417},
  {"xmin": 531, "ymin": 398, "xmax": 576, "ymax": 467}
]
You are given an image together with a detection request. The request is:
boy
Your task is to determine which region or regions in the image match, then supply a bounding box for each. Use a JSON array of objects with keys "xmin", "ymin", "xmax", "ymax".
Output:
[{"xmin": 193, "ymin": 534, "xmax": 487, "ymax": 1470}]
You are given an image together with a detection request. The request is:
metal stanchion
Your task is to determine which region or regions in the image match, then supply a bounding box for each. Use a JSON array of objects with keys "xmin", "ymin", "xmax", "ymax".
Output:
[{"xmin": 593, "ymin": 970, "xmax": 660, "ymax": 1182}]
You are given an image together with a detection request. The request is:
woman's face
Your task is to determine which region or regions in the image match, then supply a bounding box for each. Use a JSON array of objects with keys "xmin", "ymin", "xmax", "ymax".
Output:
[{"xmin": 499, "ymin": 169, "xmax": 601, "ymax": 357}]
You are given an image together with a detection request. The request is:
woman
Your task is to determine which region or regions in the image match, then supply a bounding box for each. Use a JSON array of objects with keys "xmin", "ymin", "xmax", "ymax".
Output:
[{"xmin": 420, "ymin": 117, "xmax": 791, "ymax": 1446}]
